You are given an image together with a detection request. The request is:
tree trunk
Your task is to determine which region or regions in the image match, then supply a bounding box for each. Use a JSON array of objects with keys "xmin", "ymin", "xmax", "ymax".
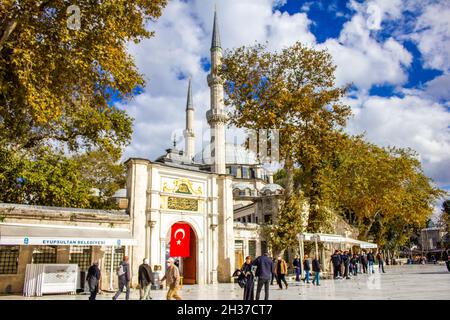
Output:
[
  {"xmin": 284, "ymin": 154, "xmax": 294, "ymax": 198},
  {"xmin": 0, "ymin": 19, "xmax": 17, "ymax": 51}
]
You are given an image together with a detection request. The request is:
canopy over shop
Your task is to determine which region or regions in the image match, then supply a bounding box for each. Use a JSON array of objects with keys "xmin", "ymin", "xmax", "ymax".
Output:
[{"xmin": 297, "ymin": 232, "xmax": 378, "ymax": 277}]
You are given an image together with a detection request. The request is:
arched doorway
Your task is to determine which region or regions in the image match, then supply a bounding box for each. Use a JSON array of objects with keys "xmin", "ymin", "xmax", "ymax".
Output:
[{"xmin": 166, "ymin": 222, "xmax": 197, "ymax": 285}]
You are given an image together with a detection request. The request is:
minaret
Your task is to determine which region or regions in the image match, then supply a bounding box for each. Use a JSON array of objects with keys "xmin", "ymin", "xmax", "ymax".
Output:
[
  {"xmin": 206, "ymin": 8, "xmax": 227, "ymax": 174},
  {"xmin": 183, "ymin": 78, "xmax": 195, "ymax": 161}
]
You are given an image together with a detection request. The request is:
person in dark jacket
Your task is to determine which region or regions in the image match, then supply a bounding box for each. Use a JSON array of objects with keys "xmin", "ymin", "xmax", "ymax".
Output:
[
  {"xmin": 376, "ymin": 252, "xmax": 386, "ymax": 273},
  {"xmin": 303, "ymin": 254, "xmax": 311, "ymax": 283},
  {"xmin": 86, "ymin": 261, "xmax": 101, "ymax": 300},
  {"xmin": 338, "ymin": 250, "xmax": 344, "ymax": 277},
  {"xmin": 252, "ymin": 252, "xmax": 274, "ymax": 300},
  {"xmin": 270, "ymin": 257, "xmax": 278, "ymax": 285},
  {"xmin": 331, "ymin": 250, "xmax": 342, "ymax": 279},
  {"xmin": 367, "ymin": 250, "xmax": 375, "ymax": 274},
  {"xmin": 360, "ymin": 251, "xmax": 368, "ymax": 273},
  {"xmin": 351, "ymin": 254, "xmax": 359, "ymax": 276},
  {"xmin": 241, "ymin": 256, "xmax": 255, "ymax": 300},
  {"xmin": 113, "ymin": 256, "xmax": 131, "ymax": 300},
  {"xmin": 312, "ymin": 256, "xmax": 321, "ymax": 286},
  {"xmin": 293, "ymin": 255, "xmax": 301, "ymax": 282},
  {"xmin": 138, "ymin": 258, "xmax": 154, "ymax": 300},
  {"xmin": 342, "ymin": 250, "xmax": 350, "ymax": 279},
  {"xmin": 444, "ymin": 249, "xmax": 450, "ymax": 272}
]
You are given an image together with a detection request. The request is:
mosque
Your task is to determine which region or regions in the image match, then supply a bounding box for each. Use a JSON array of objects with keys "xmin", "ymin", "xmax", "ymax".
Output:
[{"xmin": 124, "ymin": 9, "xmax": 283, "ymax": 285}]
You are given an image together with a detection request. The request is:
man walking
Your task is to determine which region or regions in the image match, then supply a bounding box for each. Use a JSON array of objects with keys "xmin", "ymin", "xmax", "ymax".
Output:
[
  {"xmin": 331, "ymin": 250, "xmax": 342, "ymax": 279},
  {"xmin": 367, "ymin": 249, "xmax": 375, "ymax": 274},
  {"xmin": 312, "ymin": 256, "xmax": 321, "ymax": 286},
  {"xmin": 303, "ymin": 254, "xmax": 311, "ymax": 284},
  {"xmin": 138, "ymin": 258, "xmax": 154, "ymax": 300},
  {"xmin": 161, "ymin": 258, "xmax": 182, "ymax": 300},
  {"xmin": 376, "ymin": 252, "xmax": 386, "ymax": 273},
  {"xmin": 293, "ymin": 255, "xmax": 301, "ymax": 282},
  {"xmin": 342, "ymin": 250, "xmax": 350, "ymax": 279},
  {"xmin": 275, "ymin": 256, "xmax": 289, "ymax": 289},
  {"xmin": 360, "ymin": 251, "xmax": 368, "ymax": 273},
  {"xmin": 86, "ymin": 261, "xmax": 101, "ymax": 300},
  {"xmin": 113, "ymin": 256, "xmax": 131, "ymax": 300},
  {"xmin": 270, "ymin": 257, "xmax": 277, "ymax": 285},
  {"xmin": 252, "ymin": 252, "xmax": 274, "ymax": 300},
  {"xmin": 445, "ymin": 249, "xmax": 450, "ymax": 272}
]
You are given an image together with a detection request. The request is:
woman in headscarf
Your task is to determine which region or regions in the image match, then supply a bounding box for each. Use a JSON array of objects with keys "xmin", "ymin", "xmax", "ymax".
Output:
[{"xmin": 241, "ymin": 256, "xmax": 255, "ymax": 300}]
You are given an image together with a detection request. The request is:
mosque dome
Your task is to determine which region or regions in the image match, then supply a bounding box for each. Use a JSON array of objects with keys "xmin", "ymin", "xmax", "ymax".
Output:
[
  {"xmin": 194, "ymin": 143, "xmax": 259, "ymax": 165},
  {"xmin": 260, "ymin": 183, "xmax": 284, "ymax": 195}
]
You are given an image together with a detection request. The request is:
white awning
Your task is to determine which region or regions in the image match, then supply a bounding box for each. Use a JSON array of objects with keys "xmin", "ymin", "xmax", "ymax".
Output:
[
  {"xmin": 298, "ymin": 232, "xmax": 378, "ymax": 248},
  {"xmin": 0, "ymin": 222, "xmax": 137, "ymax": 246}
]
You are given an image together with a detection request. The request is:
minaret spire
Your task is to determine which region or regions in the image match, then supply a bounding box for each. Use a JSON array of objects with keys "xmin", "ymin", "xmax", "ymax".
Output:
[
  {"xmin": 183, "ymin": 77, "xmax": 195, "ymax": 162},
  {"xmin": 211, "ymin": 6, "xmax": 221, "ymax": 50},
  {"xmin": 186, "ymin": 76, "xmax": 193, "ymax": 111}
]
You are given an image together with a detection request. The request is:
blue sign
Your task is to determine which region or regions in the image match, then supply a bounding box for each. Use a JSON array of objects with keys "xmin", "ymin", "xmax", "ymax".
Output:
[
  {"xmin": 117, "ymin": 239, "xmax": 121, "ymax": 246},
  {"xmin": 24, "ymin": 237, "xmax": 29, "ymax": 245}
]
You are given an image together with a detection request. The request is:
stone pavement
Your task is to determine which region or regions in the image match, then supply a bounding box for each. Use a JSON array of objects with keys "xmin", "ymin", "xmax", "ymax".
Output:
[{"xmin": 1, "ymin": 264, "xmax": 449, "ymax": 300}]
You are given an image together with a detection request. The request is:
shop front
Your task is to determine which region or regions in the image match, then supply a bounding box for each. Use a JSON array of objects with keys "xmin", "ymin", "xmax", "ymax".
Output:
[{"xmin": 0, "ymin": 222, "xmax": 136, "ymax": 295}]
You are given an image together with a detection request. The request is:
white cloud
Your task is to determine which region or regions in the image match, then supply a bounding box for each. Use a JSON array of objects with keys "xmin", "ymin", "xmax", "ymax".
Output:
[
  {"xmin": 346, "ymin": 93, "xmax": 450, "ymax": 186},
  {"xmin": 409, "ymin": 1, "xmax": 450, "ymax": 72},
  {"xmin": 319, "ymin": 1, "xmax": 412, "ymax": 90}
]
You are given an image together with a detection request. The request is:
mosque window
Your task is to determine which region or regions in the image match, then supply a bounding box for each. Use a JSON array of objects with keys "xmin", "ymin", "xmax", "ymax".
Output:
[
  {"xmin": 236, "ymin": 166, "xmax": 242, "ymax": 178},
  {"xmin": 104, "ymin": 246, "xmax": 125, "ymax": 272},
  {"xmin": 69, "ymin": 246, "xmax": 92, "ymax": 272},
  {"xmin": 226, "ymin": 167, "xmax": 231, "ymax": 174},
  {"xmin": 250, "ymin": 168, "xmax": 256, "ymax": 179},
  {"xmin": 0, "ymin": 246, "xmax": 19, "ymax": 274},
  {"xmin": 32, "ymin": 246, "xmax": 57, "ymax": 264},
  {"xmin": 248, "ymin": 240, "xmax": 256, "ymax": 258},
  {"xmin": 230, "ymin": 166, "xmax": 238, "ymax": 177},
  {"xmin": 242, "ymin": 166, "xmax": 249, "ymax": 179}
]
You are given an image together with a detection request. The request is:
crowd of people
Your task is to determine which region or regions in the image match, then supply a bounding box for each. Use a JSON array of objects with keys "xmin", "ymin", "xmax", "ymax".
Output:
[
  {"xmin": 236, "ymin": 249, "xmax": 388, "ymax": 300},
  {"xmin": 86, "ymin": 256, "xmax": 183, "ymax": 300},
  {"xmin": 83, "ymin": 247, "xmax": 450, "ymax": 300}
]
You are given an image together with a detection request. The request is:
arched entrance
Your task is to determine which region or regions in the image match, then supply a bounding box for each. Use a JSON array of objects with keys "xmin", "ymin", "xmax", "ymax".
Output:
[{"xmin": 166, "ymin": 222, "xmax": 197, "ymax": 285}]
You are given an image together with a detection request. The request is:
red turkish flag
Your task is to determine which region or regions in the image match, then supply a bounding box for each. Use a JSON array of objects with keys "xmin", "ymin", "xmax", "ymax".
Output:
[{"xmin": 169, "ymin": 223, "xmax": 191, "ymax": 257}]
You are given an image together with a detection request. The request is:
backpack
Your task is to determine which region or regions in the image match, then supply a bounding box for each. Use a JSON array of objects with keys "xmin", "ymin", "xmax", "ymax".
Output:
[{"xmin": 117, "ymin": 264, "xmax": 125, "ymax": 277}]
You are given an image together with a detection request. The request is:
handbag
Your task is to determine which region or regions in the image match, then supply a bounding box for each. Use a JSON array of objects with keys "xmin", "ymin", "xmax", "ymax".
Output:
[{"xmin": 237, "ymin": 273, "xmax": 247, "ymax": 288}]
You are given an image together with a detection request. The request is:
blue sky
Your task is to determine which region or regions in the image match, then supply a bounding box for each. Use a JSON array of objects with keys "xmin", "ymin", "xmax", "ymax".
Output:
[{"xmin": 115, "ymin": 0, "xmax": 450, "ymax": 215}]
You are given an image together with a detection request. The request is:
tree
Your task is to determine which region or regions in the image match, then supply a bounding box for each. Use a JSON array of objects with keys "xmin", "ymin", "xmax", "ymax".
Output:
[
  {"xmin": 0, "ymin": 146, "xmax": 125, "ymax": 209},
  {"xmin": 329, "ymin": 136, "xmax": 445, "ymax": 250},
  {"xmin": 263, "ymin": 191, "xmax": 306, "ymax": 255},
  {"xmin": 0, "ymin": 0, "xmax": 167, "ymax": 154},
  {"xmin": 221, "ymin": 42, "xmax": 351, "ymax": 235}
]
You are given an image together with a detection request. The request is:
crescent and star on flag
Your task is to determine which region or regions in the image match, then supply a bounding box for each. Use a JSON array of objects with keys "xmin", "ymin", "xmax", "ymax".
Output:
[{"xmin": 174, "ymin": 228, "xmax": 185, "ymax": 245}]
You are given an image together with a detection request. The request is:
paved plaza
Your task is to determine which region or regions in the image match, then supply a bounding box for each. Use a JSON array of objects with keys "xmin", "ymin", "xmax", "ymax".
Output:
[{"xmin": 0, "ymin": 264, "xmax": 448, "ymax": 300}]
